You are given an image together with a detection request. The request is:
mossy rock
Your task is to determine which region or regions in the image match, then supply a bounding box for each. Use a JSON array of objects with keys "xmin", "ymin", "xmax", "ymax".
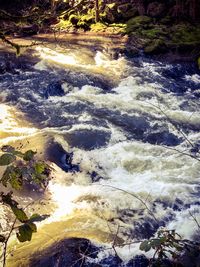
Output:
[
  {"xmin": 104, "ymin": 3, "xmax": 117, "ymax": 22},
  {"xmin": 198, "ymin": 57, "xmax": 200, "ymax": 69},
  {"xmin": 140, "ymin": 27, "xmax": 167, "ymax": 39},
  {"xmin": 126, "ymin": 16, "xmax": 152, "ymax": 34},
  {"xmin": 144, "ymin": 39, "xmax": 166, "ymax": 54},
  {"xmin": 117, "ymin": 4, "xmax": 138, "ymax": 19},
  {"xmin": 127, "ymin": 16, "xmax": 152, "ymax": 25},
  {"xmin": 170, "ymin": 23, "xmax": 200, "ymax": 44}
]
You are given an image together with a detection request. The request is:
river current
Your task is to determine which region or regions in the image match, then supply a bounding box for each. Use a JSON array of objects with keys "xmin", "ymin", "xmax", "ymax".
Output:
[{"xmin": 0, "ymin": 39, "xmax": 200, "ymax": 266}]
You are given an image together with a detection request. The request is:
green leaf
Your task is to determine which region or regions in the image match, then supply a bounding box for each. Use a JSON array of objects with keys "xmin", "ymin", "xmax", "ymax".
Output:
[
  {"xmin": 17, "ymin": 224, "xmax": 33, "ymax": 242},
  {"xmin": 0, "ymin": 235, "xmax": 5, "ymax": 242},
  {"xmin": 23, "ymin": 150, "xmax": 36, "ymax": 161},
  {"xmin": 140, "ymin": 240, "xmax": 151, "ymax": 252},
  {"xmin": 27, "ymin": 222, "xmax": 37, "ymax": 233},
  {"xmin": 0, "ymin": 153, "xmax": 16, "ymax": 166},
  {"xmin": 34, "ymin": 162, "xmax": 45, "ymax": 174},
  {"xmin": 13, "ymin": 150, "xmax": 24, "ymax": 158},
  {"xmin": 151, "ymin": 238, "xmax": 164, "ymax": 248},
  {"xmin": 1, "ymin": 166, "xmax": 22, "ymax": 189},
  {"xmin": 29, "ymin": 213, "xmax": 49, "ymax": 223},
  {"xmin": 11, "ymin": 207, "xmax": 28, "ymax": 222},
  {"xmin": 1, "ymin": 167, "xmax": 11, "ymax": 187}
]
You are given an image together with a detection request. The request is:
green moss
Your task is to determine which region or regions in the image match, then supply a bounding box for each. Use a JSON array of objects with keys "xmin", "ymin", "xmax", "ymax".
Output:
[
  {"xmin": 140, "ymin": 28, "xmax": 166, "ymax": 39},
  {"xmin": 126, "ymin": 16, "xmax": 152, "ymax": 34},
  {"xmin": 170, "ymin": 23, "xmax": 200, "ymax": 45},
  {"xmin": 198, "ymin": 57, "xmax": 200, "ymax": 69},
  {"xmin": 144, "ymin": 39, "xmax": 166, "ymax": 54}
]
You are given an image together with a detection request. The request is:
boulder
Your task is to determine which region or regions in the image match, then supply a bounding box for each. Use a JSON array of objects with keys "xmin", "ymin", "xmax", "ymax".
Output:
[
  {"xmin": 117, "ymin": 4, "xmax": 138, "ymax": 19},
  {"xmin": 126, "ymin": 16, "xmax": 152, "ymax": 34},
  {"xmin": 104, "ymin": 3, "xmax": 118, "ymax": 23},
  {"xmin": 20, "ymin": 24, "xmax": 39, "ymax": 36},
  {"xmin": 147, "ymin": 2, "xmax": 166, "ymax": 18},
  {"xmin": 44, "ymin": 81, "xmax": 65, "ymax": 98},
  {"xmin": 144, "ymin": 39, "xmax": 167, "ymax": 55},
  {"xmin": 29, "ymin": 238, "xmax": 99, "ymax": 267},
  {"xmin": 127, "ymin": 255, "xmax": 149, "ymax": 267}
]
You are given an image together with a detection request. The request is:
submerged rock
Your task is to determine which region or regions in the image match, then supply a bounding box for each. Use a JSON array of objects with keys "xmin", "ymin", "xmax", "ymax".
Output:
[
  {"xmin": 44, "ymin": 81, "xmax": 65, "ymax": 98},
  {"xmin": 126, "ymin": 255, "xmax": 149, "ymax": 267},
  {"xmin": 64, "ymin": 129, "xmax": 111, "ymax": 150},
  {"xmin": 29, "ymin": 238, "xmax": 99, "ymax": 267},
  {"xmin": 45, "ymin": 142, "xmax": 79, "ymax": 172}
]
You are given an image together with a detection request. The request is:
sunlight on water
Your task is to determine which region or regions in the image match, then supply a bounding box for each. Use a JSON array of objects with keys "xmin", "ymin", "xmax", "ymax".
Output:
[
  {"xmin": 35, "ymin": 46, "xmax": 127, "ymax": 77},
  {"xmin": 0, "ymin": 104, "xmax": 37, "ymax": 145},
  {"xmin": 36, "ymin": 46, "xmax": 77, "ymax": 65}
]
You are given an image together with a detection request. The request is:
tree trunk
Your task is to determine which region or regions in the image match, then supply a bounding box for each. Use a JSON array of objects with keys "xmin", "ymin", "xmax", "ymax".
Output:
[{"xmin": 94, "ymin": 0, "xmax": 99, "ymax": 23}]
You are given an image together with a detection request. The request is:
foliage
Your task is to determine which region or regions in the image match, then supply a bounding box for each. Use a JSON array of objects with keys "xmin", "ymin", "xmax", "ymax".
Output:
[
  {"xmin": 0, "ymin": 145, "xmax": 51, "ymax": 266},
  {"xmin": 0, "ymin": 145, "xmax": 50, "ymax": 190},
  {"xmin": 139, "ymin": 229, "xmax": 198, "ymax": 266}
]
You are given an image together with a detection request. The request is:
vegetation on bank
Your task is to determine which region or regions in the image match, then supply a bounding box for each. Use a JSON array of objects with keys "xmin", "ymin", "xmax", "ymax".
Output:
[{"xmin": 0, "ymin": 0, "xmax": 200, "ymax": 61}]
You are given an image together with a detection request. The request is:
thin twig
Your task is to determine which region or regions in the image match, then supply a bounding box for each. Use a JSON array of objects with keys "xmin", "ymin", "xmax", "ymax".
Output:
[
  {"xmin": 99, "ymin": 184, "xmax": 158, "ymax": 223},
  {"xmin": 2, "ymin": 218, "xmax": 17, "ymax": 267}
]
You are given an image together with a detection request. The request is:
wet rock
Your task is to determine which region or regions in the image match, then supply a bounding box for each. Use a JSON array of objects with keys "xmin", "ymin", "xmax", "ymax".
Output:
[
  {"xmin": 144, "ymin": 39, "xmax": 167, "ymax": 55},
  {"xmin": 29, "ymin": 238, "xmax": 99, "ymax": 267},
  {"xmin": 117, "ymin": 4, "xmax": 138, "ymax": 19},
  {"xmin": 126, "ymin": 255, "xmax": 149, "ymax": 267},
  {"xmin": 64, "ymin": 129, "xmax": 111, "ymax": 150},
  {"xmin": 45, "ymin": 142, "xmax": 79, "ymax": 172},
  {"xmin": 99, "ymin": 255, "xmax": 123, "ymax": 267},
  {"xmin": 44, "ymin": 81, "xmax": 65, "ymax": 98},
  {"xmin": 20, "ymin": 24, "xmax": 39, "ymax": 36},
  {"xmin": 145, "ymin": 131, "xmax": 181, "ymax": 146},
  {"xmin": 90, "ymin": 171, "xmax": 103, "ymax": 182},
  {"xmin": 147, "ymin": 2, "xmax": 166, "ymax": 18},
  {"xmin": 126, "ymin": 16, "xmax": 152, "ymax": 34}
]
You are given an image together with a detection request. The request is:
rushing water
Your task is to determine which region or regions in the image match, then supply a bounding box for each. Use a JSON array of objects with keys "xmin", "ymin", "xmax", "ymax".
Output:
[{"xmin": 0, "ymin": 39, "xmax": 200, "ymax": 266}]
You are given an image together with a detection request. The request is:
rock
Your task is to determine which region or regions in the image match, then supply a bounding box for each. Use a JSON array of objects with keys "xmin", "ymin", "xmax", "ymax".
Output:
[
  {"xmin": 64, "ymin": 129, "xmax": 111, "ymax": 150},
  {"xmin": 144, "ymin": 39, "xmax": 167, "ymax": 55},
  {"xmin": 145, "ymin": 130, "xmax": 181, "ymax": 146},
  {"xmin": 104, "ymin": 3, "xmax": 118, "ymax": 23},
  {"xmin": 147, "ymin": 2, "xmax": 166, "ymax": 18},
  {"xmin": 126, "ymin": 255, "xmax": 149, "ymax": 267},
  {"xmin": 117, "ymin": 4, "xmax": 138, "ymax": 19},
  {"xmin": 45, "ymin": 142, "xmax": 79, "ymax": 172},
  {"xmin": 126, "ymin": 16, "xmax": 152, "ymax": 34},
  {"xmin": 29, "ymin": 238, "xmax": 99, "ymax": 267},
  {"xmin": 99, "ymin": 255, "xmax": 122, "ymax": 266},
  {"xmin": 44, "ymin": 81, "xmax": 65, "ymax": 98},
  {"xmin": 20, "ymin": 24, "xmax": 39, "ymax": 36}
]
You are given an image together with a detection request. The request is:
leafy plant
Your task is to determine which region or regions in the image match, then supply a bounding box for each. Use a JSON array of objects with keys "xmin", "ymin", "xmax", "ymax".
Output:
[
  {"xmin": 140, "ymin": 229, "xmax": 186, "ymax": 266},
  {"xmin": 0, "ymin": 145, "xmax": 50, "ymax": 190},
  {"xmin": 0, "ymin": 145, "xmax": 51, "ymax": 267}
]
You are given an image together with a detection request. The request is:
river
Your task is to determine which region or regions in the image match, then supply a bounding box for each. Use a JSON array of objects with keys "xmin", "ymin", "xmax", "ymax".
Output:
[{"xmin": 0, "ymin": 36, "xmax": 200, "ymax": 266}]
